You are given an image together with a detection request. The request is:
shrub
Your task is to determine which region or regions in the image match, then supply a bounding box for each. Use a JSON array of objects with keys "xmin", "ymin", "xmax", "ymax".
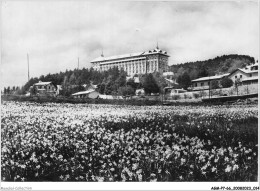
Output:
[
  {"xmin": 193, "ymin": 93, "xmax": 200, "ymax": 99},
  {"xmin": 172, "ymin": 94, "xmax": 180, "ymax": 100},
  {"xmin": 221, "ymin": 77, "xmax": 233, "ymax": 88}
]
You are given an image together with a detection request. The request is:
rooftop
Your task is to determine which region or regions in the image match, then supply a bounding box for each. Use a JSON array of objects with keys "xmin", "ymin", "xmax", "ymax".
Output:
[
  {"xmin": 71, "ymin": 89, "xmax": 96, "ymax": 96},
  {"xmin": 165, "ymin": 78, "xmax": 178, "ymax": 85},
  {"xmin": 234, "ymin": 68, "xmax": 258, "ymax": 74},
  {"xmin": 91, "ymin": 47, "xmax": 169, "ymax": 63},
  {"xmin": 163, "ymin": 72, "xmax": 174, "ymax": 76},
  {"xmin": 34, "ymin": 81, "xmax": 52, "ymax": 86},
  {"xmin": 250, "ymin": 62, "xmax": 259, "ymax": 67},
  {"xmin": 192, "ymin": 73, "xmax": 230, "ymax": 82}
]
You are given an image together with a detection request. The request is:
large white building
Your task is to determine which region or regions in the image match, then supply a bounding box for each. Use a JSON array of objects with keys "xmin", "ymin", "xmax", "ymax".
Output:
[{"xmin": 91, "ymin": 46, "xmax": 169, "ymax": 76}]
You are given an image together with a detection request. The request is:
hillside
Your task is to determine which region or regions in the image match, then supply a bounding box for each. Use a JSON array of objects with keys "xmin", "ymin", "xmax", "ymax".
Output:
[{"xmin": 170, "ymin": 54, "xmax": 255, "ymax": 80}]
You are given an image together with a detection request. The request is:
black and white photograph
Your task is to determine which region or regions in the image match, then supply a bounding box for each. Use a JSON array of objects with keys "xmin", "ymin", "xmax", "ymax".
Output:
[{"xmin": 0, "ymin": 0, "xmax": 259, "ymax": 190}]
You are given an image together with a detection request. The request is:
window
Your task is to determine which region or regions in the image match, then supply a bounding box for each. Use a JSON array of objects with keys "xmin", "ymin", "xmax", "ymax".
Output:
[
  {"xmin": 250, "ymin": 74, "xmax": 252, "ymax": 77},
  {"xmin": 201, "ymin": 82, "xmax": 204, "ymax": 86},
  {"xmin": 208, "ymin": 82, "xmax": 210, "ymax": 85},
  {"xmin": 240, "ymin": 75, "xmax": 242, "ymax": 78},
  {"xmin": 235, "ymin": 76, "xmax": 237, "ymax": 79},
  {"xmin": 194, "ymin": 83, "xmax": 197, "ymax": 87}
]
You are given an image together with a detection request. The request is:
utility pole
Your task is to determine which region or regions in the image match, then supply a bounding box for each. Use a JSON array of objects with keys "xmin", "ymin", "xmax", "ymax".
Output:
[
  {"xmin": 27, "ymin": 53, "xmax": 30, "ymax": 81},
  {"xmin": 78, "ymin": 57, "xmax": 79, "ymax": 70},
  {"xmin": 208, "ymin": 77, "xmax": 210, "ymax": 99}
]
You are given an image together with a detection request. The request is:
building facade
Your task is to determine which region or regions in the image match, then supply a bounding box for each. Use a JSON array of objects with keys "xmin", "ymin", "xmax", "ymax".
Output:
[
  {"xmin": 191, "ymin": 73, "xmax": 230, "ymax": 91},
  {"xmin": 228, "ymin": 63, "xmax": 258, "ymax": 85},
  {"xmin": 33, "ymin": 81, "xmax": 57, "ymax": 96},
  {"xmin": 91, "ymin": 46, "xmax": 169, "ymax": 76}
]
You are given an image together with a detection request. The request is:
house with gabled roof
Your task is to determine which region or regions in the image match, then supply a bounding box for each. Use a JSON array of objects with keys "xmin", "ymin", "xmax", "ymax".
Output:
[
  {"xmin": 228, "ymin": 62, "xmax": 258, "ymax": 85},
  {"xmin": 33, "ymin": 81, "xmax": 57, "ymax": 96}
]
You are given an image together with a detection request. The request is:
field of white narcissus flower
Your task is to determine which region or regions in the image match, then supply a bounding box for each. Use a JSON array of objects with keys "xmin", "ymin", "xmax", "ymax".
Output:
[{"xmin": 1, "ymin": 101, "xmax": 258, "ymax": 181}]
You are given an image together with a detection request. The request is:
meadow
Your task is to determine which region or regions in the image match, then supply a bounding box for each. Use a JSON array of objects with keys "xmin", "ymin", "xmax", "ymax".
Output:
[{"xmin": 1, "ymin": 101, "xmax": 258, "ymax": 181}]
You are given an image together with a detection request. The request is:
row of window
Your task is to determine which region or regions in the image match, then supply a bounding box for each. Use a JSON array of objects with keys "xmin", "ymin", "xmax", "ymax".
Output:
[
  {"xmin": 242, "ymin": 81, "xmax": 258, "ymax": 85},
  {"xmin": 193, "ymin": 81, "xmax": 211, "ymax": 87},
  {"xmin": 99, "ymin": 61, "xmax": 161, "ymax": 75},
  {"xmin": 235, "ymin": 75, "xmax": 243, "ymax": 79},
  {"xmin": 99, "ymin": 59, "xmax": 160, "ymax": 68},
  {"xmin": 36, "ymin": 85, "xmax": 53, "ymax": 90},
  {"xmin": 102, "ymin": 60, "xmax": 146, "ymax": 68},
  {"xmin": 100, "ymin": 61, "xmax": 145, "ymax": 70}
]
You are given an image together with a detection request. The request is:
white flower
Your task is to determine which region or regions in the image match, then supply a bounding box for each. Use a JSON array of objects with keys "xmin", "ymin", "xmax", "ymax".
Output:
[
  {"xmin": 233, "ymin": 164, "xmax": 239, "ymax": 171},
  {"xmin": 21, "ymin": 164, "xmax": 26, "ymax": 169},
  {"xmin": 96, "ymin": 177, "xmax": 104, "ymax": 182},
  {"xmin": 225, "ymin": 165, "xmax": 232, "ymax": 173},
  {"xmin": 138, "ymin": 174, "xmax": 142, "ymax": 181},
  {"xmin": 136, "ymin": 169, "xmax": 142, "ymax": 174},
  {"xmin": 211, "ymin": 167, "xmax": 217, "ymax": 172},
  {"xmin": 132, "ymin": 163, "xmax": 138, "ymax": 170},
  {"xmin": 181, "ymin": 158, "xmax": 186, "ymax": 165}
]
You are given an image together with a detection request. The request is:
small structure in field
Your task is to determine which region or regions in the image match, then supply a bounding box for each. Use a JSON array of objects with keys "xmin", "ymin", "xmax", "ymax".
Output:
[
  {"xmin": 72, "ymin": 89, "xmax": 100, "ymax": 99},
  {"xmin": 135, "ymin": 88, "xmax": 145, "ymax": 96},
  {"xmin": 169, "ymin": 89, "xmax": 188, "ymax": 98}
]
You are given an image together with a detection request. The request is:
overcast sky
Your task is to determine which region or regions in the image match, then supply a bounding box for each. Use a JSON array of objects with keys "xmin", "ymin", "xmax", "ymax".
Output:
[{"xmin": 1, "ymin": 0, "xmax": 259, "ymax": 88}]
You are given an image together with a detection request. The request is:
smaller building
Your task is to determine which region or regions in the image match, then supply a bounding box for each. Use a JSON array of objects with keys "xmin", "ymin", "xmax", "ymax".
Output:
[
  {"xmin": 135, "ymin": 88, "xmax": 145, "ymax": 96},
  {"xmin": 163, "ymin": 87, "xmax": 191, "ymax": 100},
  {"xmin": 163, "ymin": 71, "xmax": 174, "ymax": 77},
  {"xmin": 34, "ymin": 81, "xmax": 57, "ymax": 96},
  {"xmin": 126, "ymin": 76, "xmax": 140, "ymax": 83},
  {"xmin": 170, "ymin": 88, "xmax": 187, "ymax": 95},
  {"xmin": 163, "ymin": 72, "xmax": 178, "ymax": 87},
  {"xmin": 165, "ymin": 78, "xmax": 178, "ymax": 87},
  {"xmin": 191, "ymin": 73, "xmax": 229, "ymax": 91},
  {"xmin": 72, "ymin": 89, "xmax": 100, "ymax": 99},
  {"xmin": 83, "ymin": 82, "xmax": 98, "ymax": 91},
  {"xmin": 229, "ymin": 63, "xmax": 258, "ymax": 85},
  {"xmin": 98, "ymin": 95, "xmax": 124, "ymax": 99}
]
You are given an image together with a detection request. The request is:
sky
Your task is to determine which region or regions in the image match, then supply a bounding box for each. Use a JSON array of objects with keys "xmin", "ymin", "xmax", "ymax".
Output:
[{"xmin": 1, "ymin": 0, "xmax": 259, "ymax": 88}]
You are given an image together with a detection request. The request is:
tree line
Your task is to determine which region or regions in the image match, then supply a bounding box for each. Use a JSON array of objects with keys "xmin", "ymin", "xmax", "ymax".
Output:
[
  {"xmin": 2, "ymin": 67, "xmax": 168, "ymax": 97},
  {"xmin": 3, "ymin": 54, "xmax": 253, "ymax": 96}
]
